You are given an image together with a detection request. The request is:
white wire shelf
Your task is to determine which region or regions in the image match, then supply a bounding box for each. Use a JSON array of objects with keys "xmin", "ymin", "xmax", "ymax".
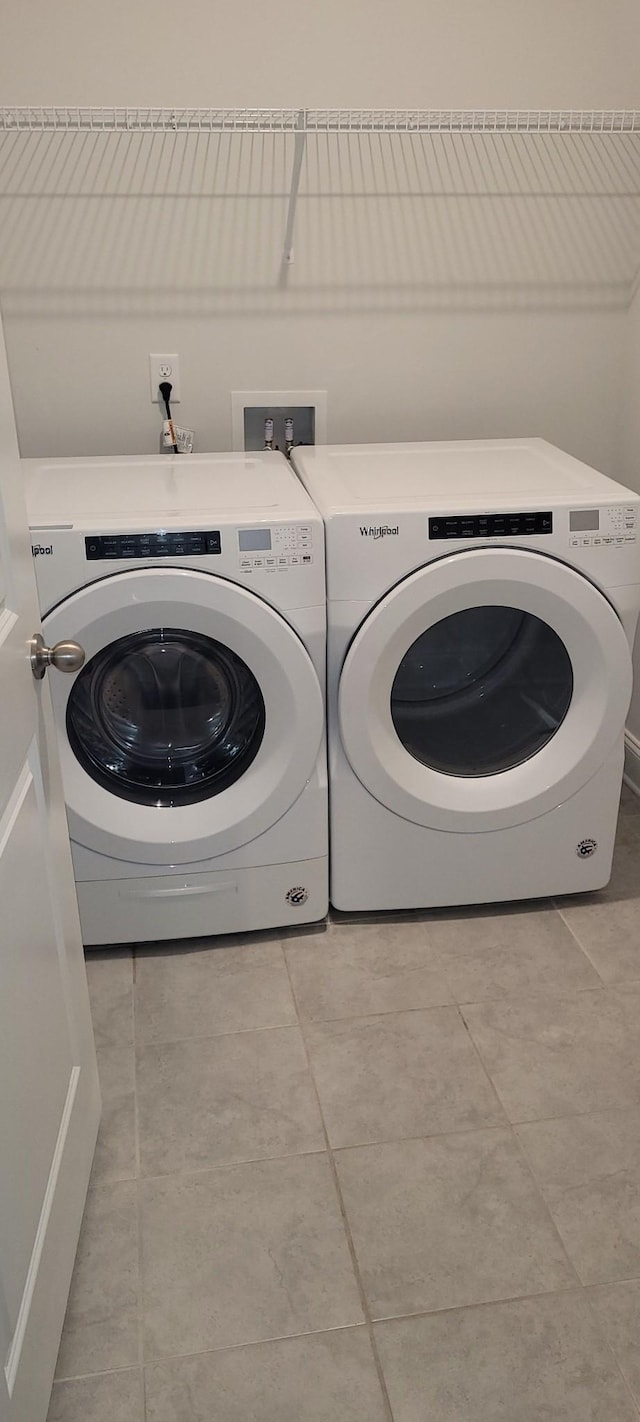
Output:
[
  {"xmin": 1, "ymin": 106, "xmax": 640, "ymax": 134},
  {"xmin": 2, "ymin": 106, "xmax": 638, "ymax": 276}
]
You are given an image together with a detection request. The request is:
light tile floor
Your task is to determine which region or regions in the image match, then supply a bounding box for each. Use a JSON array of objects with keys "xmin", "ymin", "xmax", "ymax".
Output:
[{"xmin": 49, "ymin": 786, "xmax": 640, "ymax": 1420}]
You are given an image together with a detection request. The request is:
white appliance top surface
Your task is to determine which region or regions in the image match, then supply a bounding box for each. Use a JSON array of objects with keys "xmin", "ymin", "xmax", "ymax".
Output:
[
  {"xmin": 292, "ymin": 439, "xmax": 640, "ymax": 512},
  {"xmin": 23, "ymin": 451, "xmax": 319, "ymax": 526}
]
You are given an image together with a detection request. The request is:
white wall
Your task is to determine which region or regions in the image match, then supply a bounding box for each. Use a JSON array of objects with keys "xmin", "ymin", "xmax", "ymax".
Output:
[
  {"xmin": 2, "ymin": 0, "xmax": 639, "ymax": 110},
  {"xmin": 0, "ymin": 0, "xmax": 637, "ymax": 467}
]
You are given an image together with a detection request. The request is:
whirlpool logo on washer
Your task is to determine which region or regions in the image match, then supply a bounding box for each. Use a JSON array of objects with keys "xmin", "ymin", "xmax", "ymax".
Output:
[
  {"xmin": 32, "ymin": 543, "xmax": 54, "ymax": 557},
  {"xmin": 359, "ymin": 525, "xmax": 399, "ymax": 539}
]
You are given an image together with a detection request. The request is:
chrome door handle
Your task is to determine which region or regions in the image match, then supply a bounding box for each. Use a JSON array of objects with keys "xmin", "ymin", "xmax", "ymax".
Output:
[{"xmin": 30, "ymin": 633, "xmax": 85, "ymax": 680}]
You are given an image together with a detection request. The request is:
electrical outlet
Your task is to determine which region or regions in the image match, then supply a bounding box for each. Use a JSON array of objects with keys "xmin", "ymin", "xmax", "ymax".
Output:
[{"xmin": 149, "ymin": 353, "xmax": 181, "ymax": 403}]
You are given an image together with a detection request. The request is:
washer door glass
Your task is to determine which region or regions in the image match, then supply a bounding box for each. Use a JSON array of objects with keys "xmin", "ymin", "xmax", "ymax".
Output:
[
  {"xmin": 390, "ymin": 605, "xmax": 573, "ymax": 776},
  {"xmin": 66, "ymin": 627, "xmax": 265, "ymax": 806}
]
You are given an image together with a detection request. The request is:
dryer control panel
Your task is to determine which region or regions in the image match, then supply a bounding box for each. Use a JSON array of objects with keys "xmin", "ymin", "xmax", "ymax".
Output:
[
  {"xmin": 238, "ymin": 524, "xmax": 314, "ymax": 571},
  {"xmin": 429, "ymin": 512, "xmax": 552, "ymax": 540},
  {"xmin": 85, "ymin": 530, "xmax": 221, "ymax": 559},
  {"xmin": 569, "ymin": 504, "xmax": 637, "ymax": 547}
]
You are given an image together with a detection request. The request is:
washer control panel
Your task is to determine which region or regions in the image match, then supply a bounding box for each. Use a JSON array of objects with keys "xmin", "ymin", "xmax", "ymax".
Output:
[
  {"xmin": 569, "ymin": 504, "xmax": 637, "ymax": 548},
  {"xmin": 86, "ymin": 530, "xmax": 221, "ymax": 559},
  {"xmin": 429, "ymin": 511, "xmax": 552, "ymax": 540},
  {"xmin": 238, "ymin": 524, "xmax": 314, "ymax": 572}
]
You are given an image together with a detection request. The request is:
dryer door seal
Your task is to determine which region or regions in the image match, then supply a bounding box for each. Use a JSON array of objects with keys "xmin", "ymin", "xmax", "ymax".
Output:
[
  {"xmin": 339, "ymin": 547, "xmax": 632, "ymax": 832},
  {"xmin": 43, "ymin": 568, "xmax": 324, "ymax": 864}
]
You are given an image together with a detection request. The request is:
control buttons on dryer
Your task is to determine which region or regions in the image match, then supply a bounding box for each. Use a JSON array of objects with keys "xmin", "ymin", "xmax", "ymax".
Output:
[{"xmin": 429, "ymin": 511, "xmax": 553, "ymax": 540}]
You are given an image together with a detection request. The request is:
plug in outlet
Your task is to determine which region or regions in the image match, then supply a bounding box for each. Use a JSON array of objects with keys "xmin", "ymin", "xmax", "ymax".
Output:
[{"xmin": 149, "ymin": 354, "xmax": 181, "ymax": 403}]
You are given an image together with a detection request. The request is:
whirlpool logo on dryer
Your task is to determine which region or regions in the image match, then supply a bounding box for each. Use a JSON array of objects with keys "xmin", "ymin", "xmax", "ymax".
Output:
[
  {"xmin": 32, "ymin": 543, "xmax": 53, "ymax": 556},
  {"xmin": 359, "ymin": 525, "xmax": 399, "ymax": 539}
]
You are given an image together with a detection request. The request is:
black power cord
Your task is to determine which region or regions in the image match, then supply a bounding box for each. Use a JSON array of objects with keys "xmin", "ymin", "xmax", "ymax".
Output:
[{"xmin": 159, "ymin": 380, "xmax": 179, "ymax": 454}]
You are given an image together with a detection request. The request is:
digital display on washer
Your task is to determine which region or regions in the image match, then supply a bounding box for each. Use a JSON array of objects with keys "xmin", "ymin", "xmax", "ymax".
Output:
[
  {"xmin": 569, "ymin": 509, "xmax": 599, "ymax": 532},
  {"xmin": 428, "ymin": 512, "xmax": 553, "ymax": 540},
  {"xmin": 238, "ymin": 528, "xmax": 272, "ymax": 552},
  {"xmin": 85, "ymin": 531, "xmax": 221, "ymax": 559}
]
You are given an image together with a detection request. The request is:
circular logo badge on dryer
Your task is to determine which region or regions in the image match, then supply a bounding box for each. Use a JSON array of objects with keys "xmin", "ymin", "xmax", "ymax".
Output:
[
  {"xmin": 285, "ymin": 886, "xmax": 309, "ymax": 906},
  {"xmin": 576, "ymin": 838, "xmax": 597, "ymax": 858}
]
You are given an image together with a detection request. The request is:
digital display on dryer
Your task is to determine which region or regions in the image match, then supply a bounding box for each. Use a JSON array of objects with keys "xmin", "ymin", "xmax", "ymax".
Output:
[
  {"xmin": 569, "ymin": 509, "xmax": 599, "ymax": 531},
  {"xmin": 239, "ymin": 528, "xmax": 272, "ymax": 552}
]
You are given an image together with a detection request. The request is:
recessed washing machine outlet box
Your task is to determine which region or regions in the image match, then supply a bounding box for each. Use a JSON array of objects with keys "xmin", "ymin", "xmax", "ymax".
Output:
[{"xmin": 231, "ymin": 390, "xmax": 327, "ymax": 452}]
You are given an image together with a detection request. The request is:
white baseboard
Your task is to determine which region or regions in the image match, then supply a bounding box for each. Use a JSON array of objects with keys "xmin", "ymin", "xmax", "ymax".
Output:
[{"xmin": 624, "ymin": 730, "xmax": 640, "ymax": 798}]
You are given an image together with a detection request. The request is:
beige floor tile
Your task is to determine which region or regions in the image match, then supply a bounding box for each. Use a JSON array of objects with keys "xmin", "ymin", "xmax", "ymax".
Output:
[
  {"xmin": 614, "ymin": 813, "xmax": 640, "ymax": 847},
  {"xmin": 55, "ymin": 1182, "xmax": 139, "ymax": 1379},
  {"xmin": 462, "ymin": 990, "xmax": 640, "ymax": 1122},
  {"xmin": 85, "ymin": 950, "xmax": 133, "ymax": 1048},
  {"xmin": 140, "ymin": 1153, "xmax": 362, "ymax": 1359},
  {"xmin": 134, "ymin": 939, "xmax": 296, "ymax": 1044},
  {"xmin": 620, "ymin": 785, "xmax": 640, "ymax": 814},
  {"xmin": 335, "ymin": 1129, "xmax": 575, "ymax": 1319},
  {"xmin": 588, "ymin": 1279, "xmax": 640, "ymax": 1406},
  {"xmin": 285, "ymin": 920, "xmax": 452, "ymax": 1021},
  {"xmin": 305, "ymin": 1008, "xmax": 504, "ymax": 1148},
  {"xmin": 517, "ymin": 1108, "xmax": 640, "ymax": 1285},
  {"xmin": 137, "ymin": 1026, "xmax": 324, "ymax": 1176},
  {"xmin": 598, "ymin": 841, "xmax": 640, "ymax": 901},
  {"xmin": 144, "ymin": 1328, "xmax": 388, "ymax": 1421},
  {"xmin": 47, "ymin": 1369, "xmax": 144, "ymax": 1422},
  {"xmin": 374, "ymin": 1291, "xmax": 638, "ymax": 1421},
  {"xmin": 558, "ymin": 896, "xmax": 640, "ymax": 983},
  {"xmin": 423, "ymin": 905, "xmax": 600, "ymax": 1002},
  {"xmin": 91, "ymin": 1046, "xmax": 136, "ymax": 1186}
]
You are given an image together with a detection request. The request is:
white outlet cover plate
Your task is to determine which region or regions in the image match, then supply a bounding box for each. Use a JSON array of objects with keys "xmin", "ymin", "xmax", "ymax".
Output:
[
  {"xmin": 231, "ymin": 389, "xmax": 327, "ymax": 451},
  {"xmin": 150, "ymin": 353, "xmax": 181, "ymax": 403}
]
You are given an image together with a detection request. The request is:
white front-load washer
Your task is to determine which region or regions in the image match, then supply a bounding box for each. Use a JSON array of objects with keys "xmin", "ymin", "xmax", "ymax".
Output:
[
  {"xmin": 24, "ymin": 452, "xmax": 328, "ymax": 944},
  {"xmin": 292, "ymin": 438, "xmax": 640, "ymax": 911}
]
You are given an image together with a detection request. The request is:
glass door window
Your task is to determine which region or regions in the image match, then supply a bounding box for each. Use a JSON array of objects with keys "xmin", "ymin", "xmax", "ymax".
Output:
[
  {"xmin": 391, "ymin": 605, "xmax": 573, "ymax": 777},
  {"xmin": 66, "ymin": 627, "xmax": 265, "ymax": 806}
]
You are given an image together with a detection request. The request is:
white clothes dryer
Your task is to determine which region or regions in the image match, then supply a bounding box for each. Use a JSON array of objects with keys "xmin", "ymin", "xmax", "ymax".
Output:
[
  {"xmin": 292, "ymin": 438, "xmax": 640, "ymax": 912},
  {"xmin": 24, "ymin": 453, "xmax": 328, "ymax": 944}
]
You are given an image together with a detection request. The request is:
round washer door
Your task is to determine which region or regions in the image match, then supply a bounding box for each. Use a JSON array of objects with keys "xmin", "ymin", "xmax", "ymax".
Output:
[
  {"xmin": 43, "ymin": 567, "xmax": 324, "ymax": 864},
  {"xmin": 338, "ymin": 547, "xmax": 632, "ymax": 832}
]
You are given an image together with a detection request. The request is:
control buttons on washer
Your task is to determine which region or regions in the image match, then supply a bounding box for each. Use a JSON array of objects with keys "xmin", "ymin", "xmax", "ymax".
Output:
[
  {"xmin": 429, "ymin": 511, "xmax": 553, "ymax": 540},
  {"xmin": 238, "ymin": 549, "xmax": 314, "ymax": 571}
]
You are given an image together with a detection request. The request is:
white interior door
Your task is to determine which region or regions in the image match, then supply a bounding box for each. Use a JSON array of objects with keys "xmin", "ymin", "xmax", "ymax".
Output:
[{"xmin": 0, "ymin": 319, "xmax": 100, "ymax": 1422}]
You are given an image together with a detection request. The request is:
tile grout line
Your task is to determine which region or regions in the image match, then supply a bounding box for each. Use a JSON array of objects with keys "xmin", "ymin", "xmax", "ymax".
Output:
[
  {"xmin": 507, "ymin": 1124, "xmax": 589, "ymax": 1290},
  {"xmin": 580, "ymin": 1285, "xmax": 640, "ymax": 1418},
  {"xmin": 457, "ymin": 996, "xmax": 596, "ymax": 1295},
  {"xmin": 553, "ymin": 897, "xmax": 625, "ymax": 987},
  {"xmin": 281, "ymin": 946, "xmax": 397, "ymax": 1422},
  {"xmin": 453, "ymin": 1003, "xmax": 514, "ymax": 1124},
  {"xmin": 55, "ymin": 1274, "xmax": 640, "ymax": 1383}
]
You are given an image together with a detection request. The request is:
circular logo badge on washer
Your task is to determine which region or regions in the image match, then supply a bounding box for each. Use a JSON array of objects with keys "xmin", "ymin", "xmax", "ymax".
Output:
[
  {"xmin": 286, "ymin": 886, "xmax": 309, "ymax": 907},
  {"xmin": 576, "ymin": 838, "xmax": 597, "ymax": 859}
]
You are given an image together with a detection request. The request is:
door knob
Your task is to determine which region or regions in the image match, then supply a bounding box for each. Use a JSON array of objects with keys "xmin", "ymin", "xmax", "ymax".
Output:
[{"xmin": 30, "ymin": 633, "xmax": 85, "ymax": 680}]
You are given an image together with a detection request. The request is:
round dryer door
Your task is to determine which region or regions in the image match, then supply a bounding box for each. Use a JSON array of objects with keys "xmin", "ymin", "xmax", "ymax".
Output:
[
  {"xmin": 43, "ymin": 568, "xmax": 324, "ymax": 864},
  {"xmin": 339, "ymin": 547, "xmax": 632, "ymax": 832}
]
